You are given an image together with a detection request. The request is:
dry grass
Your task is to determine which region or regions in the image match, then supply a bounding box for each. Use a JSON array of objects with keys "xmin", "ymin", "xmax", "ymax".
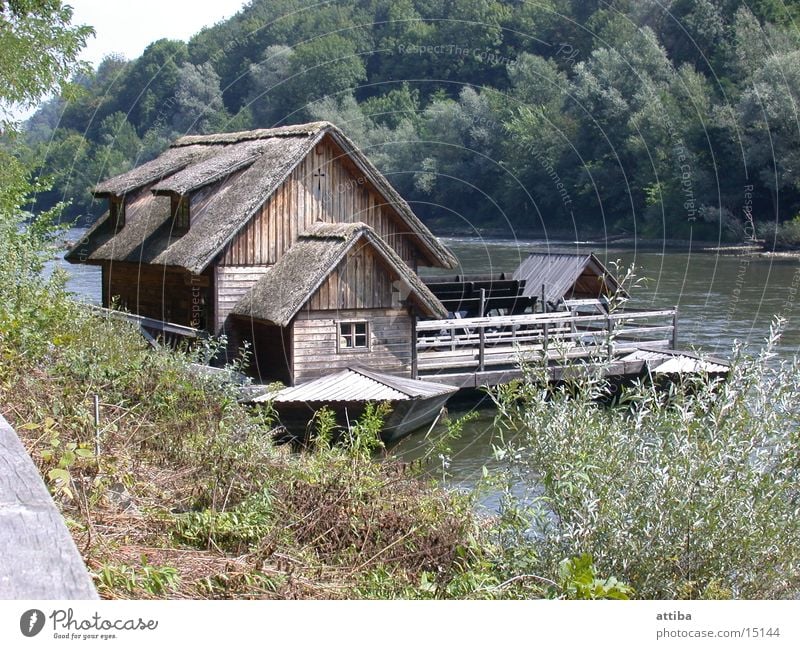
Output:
[{"xmin": 1, "ymin": 310, "xmax": 483, "ymax": 599}]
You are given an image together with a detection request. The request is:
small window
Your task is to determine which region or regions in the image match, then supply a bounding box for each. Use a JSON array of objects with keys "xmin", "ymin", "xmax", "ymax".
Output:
[
  {"xmin": 110, "ymin": 197, "xmax": 125, "ymax": 229},
  {"xmin": 338, "ymin": 321, "xmax": 368, "ymax": 351},
  {"xmin": 172, "ymin": 195, "xmax": 190, "ymax": 232}
]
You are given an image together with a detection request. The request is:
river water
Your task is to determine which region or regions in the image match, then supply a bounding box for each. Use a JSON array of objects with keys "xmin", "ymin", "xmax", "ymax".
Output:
[
  {"xmin": 391, "ymin": 237, "xmax": 800, "ymax": 507},
  {"xmin": 55, "ymin": 231, "xmax": 800, "ymax": 507}
]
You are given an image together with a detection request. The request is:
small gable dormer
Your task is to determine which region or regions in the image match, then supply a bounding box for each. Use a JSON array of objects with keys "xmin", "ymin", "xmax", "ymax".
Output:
[
  {"xmin": 170, "ymin": 194, "xmax": 190, "ymax": 233},
  {"xmin": 109, "ymin": 196, "xmax": 125, "ymax": 230}
]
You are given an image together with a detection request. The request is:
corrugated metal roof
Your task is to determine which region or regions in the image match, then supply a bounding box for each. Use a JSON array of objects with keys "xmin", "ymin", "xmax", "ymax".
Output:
[
  {"xmin": 619, "ymin": 349, "xmax": 673, "ymax": 363},
  {"xmin": 620, "ymin": 348, "xmax": 729, "ymax": 374},
  {"xmin": 653, "ymin": 356, "xmax": 729, "ymax": 374},
  {"xmin": 253, "ymin": 367, "xmax": 457, "ymax": 404},
  {"xmin": 512, "ymin": 252, "xmax": 623, "ymax": 303}
]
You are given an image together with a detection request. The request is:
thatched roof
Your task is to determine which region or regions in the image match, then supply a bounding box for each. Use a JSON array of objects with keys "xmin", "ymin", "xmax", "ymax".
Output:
[
  {"xmin": 151, "ymin": 139, "xmax": 277, "ymax": 196},
  {"xmin": 231, "ymin": 222, "xmax": 447, "ymax": 327},
  {"xmin": 92, "ymin": 145, "xmax": 213, "ymax": 197},
  {"xmin": 65, "ymin": 189, "xmax": 173, "ymax": 264},
  {"xmin": 67, "ymin": 122, "xmax": 456, "ymax": 272}
]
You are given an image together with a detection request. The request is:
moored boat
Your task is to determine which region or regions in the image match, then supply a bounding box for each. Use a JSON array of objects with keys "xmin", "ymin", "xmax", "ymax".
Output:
[{"xmin": 248, "ymin": 366, "xmax": 458, "ymax": 442}]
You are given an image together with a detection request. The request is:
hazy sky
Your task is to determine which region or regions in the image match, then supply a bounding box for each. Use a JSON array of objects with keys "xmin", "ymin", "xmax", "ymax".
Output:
[
  {"xmin": 11, "ymin": 0, "xmax": 249, "ymax": 120},
  {"xmin": 68, "ymin": 0, "xmax": 250, "ymax": 67}
]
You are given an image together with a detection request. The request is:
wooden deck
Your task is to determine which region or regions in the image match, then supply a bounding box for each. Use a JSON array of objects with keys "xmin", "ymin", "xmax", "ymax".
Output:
[
  {"xmin": 0, "ymin": 414, "xmax": 97, "ymax": 599},
  {"xmin": 412, "ymin": 307, "xmax": 679, "ymax": 386}
]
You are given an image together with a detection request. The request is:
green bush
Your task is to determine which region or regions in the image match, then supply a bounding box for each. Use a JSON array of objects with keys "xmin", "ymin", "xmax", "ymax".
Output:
[
  {"xmin": 490, "ymin": 321, "xmax": 800, "ymax": 599},
  {"xmin": 758, "ymin": 216, "xmax": 800, "ymax": 249}
]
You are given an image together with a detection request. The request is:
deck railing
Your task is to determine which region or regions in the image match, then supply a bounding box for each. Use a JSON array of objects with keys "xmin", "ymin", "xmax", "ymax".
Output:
[{"xmin": 413, "ymin": 307, "xmax": 678, "ymax": 378}]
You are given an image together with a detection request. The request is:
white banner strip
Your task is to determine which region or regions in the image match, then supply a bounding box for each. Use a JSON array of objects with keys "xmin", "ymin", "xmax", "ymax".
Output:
[{"xmin": 1, "ymin": 600, "xmax": 798, "ymax": 648}]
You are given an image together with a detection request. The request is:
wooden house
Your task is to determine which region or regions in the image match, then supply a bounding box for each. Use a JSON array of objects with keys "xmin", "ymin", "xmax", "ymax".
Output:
[{"xmin": 67, "ymin": 122, "xmax": 456, "ymax": 385}]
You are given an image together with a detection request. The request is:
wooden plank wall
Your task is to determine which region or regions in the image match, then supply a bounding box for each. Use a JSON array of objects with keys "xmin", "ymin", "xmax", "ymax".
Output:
[
  {"xmin": 292, "ymin": 308, "xmax": 412, "ymax": 384},
  {"xmin": 215, "ymin": 266, "xmax": 271, "ymax": 333},
  {"xmin": 104, "ymin": 262, "xmax": 213, "ymax": 328},
  {"xmin": 220, "ymin": 135, "xmax": 418, "ymax": 268},
  {"xmin": 307, "ymin": 244, "xmax": 397, "ymax": 311},
  {"xmin": 0, "ymin": 413, "xmax": 98, "ymax": 599},
  {"xmin": 574, "ymin": 269, "xmax": 610, "ymax": 298}
]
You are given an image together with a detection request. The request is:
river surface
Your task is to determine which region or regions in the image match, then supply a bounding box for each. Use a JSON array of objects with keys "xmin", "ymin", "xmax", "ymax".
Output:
[
  {"xmin": 392, "ymin": 237, "xmax": 800, "ymax": 508},
  {"xmin": 55, "ymin": 231, "xmax": 800, "ymax": 508}
]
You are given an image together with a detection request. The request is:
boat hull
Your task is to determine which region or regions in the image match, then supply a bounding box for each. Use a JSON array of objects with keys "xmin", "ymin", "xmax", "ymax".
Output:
[{"xmin": 271, "ymin": 393, "xmax": 452, "ymax": 444}]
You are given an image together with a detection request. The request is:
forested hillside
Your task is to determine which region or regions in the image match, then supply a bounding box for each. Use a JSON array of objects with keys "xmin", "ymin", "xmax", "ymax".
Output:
[{"xmin": 19, "ymin": 0, "xmax": 800, "ymax": 240}]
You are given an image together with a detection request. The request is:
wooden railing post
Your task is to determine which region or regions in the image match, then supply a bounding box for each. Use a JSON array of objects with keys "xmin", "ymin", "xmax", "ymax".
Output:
[
  {"xmin": 411, "ymin": 315, "xmax": 418, "ymax": 378},
  {"xmin": 606, "ymin": 315, "xmax": 615, "ymax": 360},
  {"xmin": 479, "ymin": 325, "xmax": 485, "ymax": 371},
  {"xmin": 672, "ymin": 306, "xmax": 678, "ymax": 349},
  {"xmin": 543, "ymin": 321, "xmax": 549, "ymax": 355}
]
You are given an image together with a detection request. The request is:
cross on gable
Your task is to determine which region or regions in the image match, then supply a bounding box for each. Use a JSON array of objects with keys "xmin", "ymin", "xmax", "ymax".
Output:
[{"xmin": 313, "ymin": 167, "xmax": 326, "ymax": 193}]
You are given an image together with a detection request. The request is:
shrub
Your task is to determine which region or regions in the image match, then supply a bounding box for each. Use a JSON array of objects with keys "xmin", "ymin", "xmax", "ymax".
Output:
[
  {"xmin": 758, "ymin": 216, "xmax": 800, "ymax": 249},
  {"xmin": 490, "ymin": 320, "xmax": 800, "ymax": 598}
]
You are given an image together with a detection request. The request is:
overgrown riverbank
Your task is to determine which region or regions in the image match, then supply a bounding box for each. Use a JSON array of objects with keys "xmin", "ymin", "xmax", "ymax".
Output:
[
  {"xmin": 4, "ymin": 273, "xmax": 800, "ymax": 598},
  {"xmin": 2, "ymin": 188, "xmax": 798, "ymax": 600},
  {"xmin": 0, "ymin": 292, "xmax": 501, "ymax": 598}
]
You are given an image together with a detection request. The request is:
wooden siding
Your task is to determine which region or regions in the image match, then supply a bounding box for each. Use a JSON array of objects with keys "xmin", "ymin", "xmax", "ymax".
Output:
[
  {"xmin": 103, "ymin": 261, "xmax": 213, "ymax": 329},
  {"xmin": 215, "ymin": 265, "xmax": 271, "ymax": 333},
  {"xmin": 220, "ymin": 135, "xmax": 419, "ymax": 268},
  {"xmin": 308, "ymin": 242, "xmax": 398, "ymax": 311},
  {"xmin": 292, "ymin": 308, "xmax": 413, "ymax": 384}
]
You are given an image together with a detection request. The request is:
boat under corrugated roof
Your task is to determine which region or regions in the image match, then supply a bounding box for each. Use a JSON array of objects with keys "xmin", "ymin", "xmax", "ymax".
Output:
[{"xmin": 250, "ymin": 367, "xmax": 458, "ymax": 442}]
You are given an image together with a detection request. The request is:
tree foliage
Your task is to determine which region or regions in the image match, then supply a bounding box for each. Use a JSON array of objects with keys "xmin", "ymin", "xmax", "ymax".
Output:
[
  {"xmin": 0, "ymin": 0, "xmax": 92, "ymax": 119},
  {"xmin": 15, "ymin": 0, "xmax": 800, "ymax": 240}
]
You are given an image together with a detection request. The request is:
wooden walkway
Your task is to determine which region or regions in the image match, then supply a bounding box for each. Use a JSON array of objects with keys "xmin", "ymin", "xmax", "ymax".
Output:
[
  {"xmin": 412, "ymin": 308, "xmax": 678, "ymax": 387},
  {"xmin": 0, "ymin": 414, "xmax": 97, "ymax": 599}
]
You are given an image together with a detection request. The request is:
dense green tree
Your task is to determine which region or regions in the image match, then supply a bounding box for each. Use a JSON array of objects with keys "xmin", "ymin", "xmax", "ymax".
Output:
[
  {"xmin": 360, "ymin": 83, "xmax": 421, "ymax": 129},
  {"xmin": 172, "ymin": 62, "xmax": 228, "ymax": 135},
  {"xmin": 247, "ymin": 44, "xmax": 293, "ymax": 127},
  {"xmin": 16, "ymin": 0, "xmax": 800, "ymax": 237},
  {"xmin": 0, "ymin": 0, "xmax": 93, "ymax": 121},
  {"xmin": 738, "ymin": 50, "xmax": 800, "ymax": 214},
  {"xmin": 0, "ymin": 0, "xmax": 92, "ymax": 308},
  {"xmin": 116, "ymin": 39, "xmax": 188, "ymax": 135},
  {"xmin": 281, "ymin": 34, "xmax": 368, "ymax": 121}
]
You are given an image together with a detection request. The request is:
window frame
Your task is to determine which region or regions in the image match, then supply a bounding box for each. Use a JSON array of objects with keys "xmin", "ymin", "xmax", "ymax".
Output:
[{"xmin": 337, "ymin": 320, "xmax": 370, "ymax": 352}]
